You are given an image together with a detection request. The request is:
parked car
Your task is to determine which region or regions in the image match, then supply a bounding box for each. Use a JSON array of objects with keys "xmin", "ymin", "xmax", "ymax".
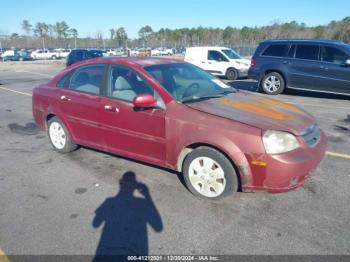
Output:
[
  {"xmin": 1, "ymin": 50, "xmax": 32, "ymax": 61},
  {"xmin": 104, "ymin": 49, "xmax": 117, "ymax": 56},
  {"xmin": 151, "ymin": 49, "xmax": 161, "ymax": 56},
  {"xmin": 159, "ymin": 48, "xmax": 174, "ymax": 56},
  {"xmin": 31, "ymin": 49, "xmax": 60, "ymax": 60},
  {"xmin": 54, "ymin": 48, "xmax": 71, "ymax": 59},
  {"xmin": 66, "ymin": 49, "xmax": 104, "ymax": 66},
  {"xmin": 32, "ymin": 57, "xmax": 326, "ymax": 200},
  {"xmin": 249, "ymin": 39, "xmax": 350, "ymax": 95},
  {"xmin": 185, "ymin": 46, "xmax": 250, "ymax": 80}
]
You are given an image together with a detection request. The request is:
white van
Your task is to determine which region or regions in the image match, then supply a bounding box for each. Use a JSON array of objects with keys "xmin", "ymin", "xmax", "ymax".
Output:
[{"xmin": 184, "ymin": 46, "xmax": 250, "ymax": 80}]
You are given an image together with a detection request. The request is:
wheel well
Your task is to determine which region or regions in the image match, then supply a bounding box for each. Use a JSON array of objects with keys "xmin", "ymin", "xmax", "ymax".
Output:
[
  {"xmin": 45, "ymin": 114, "xmax": 56, "ymax": 128},
  {"xmin": 177, "ymin": 143, "xmax": 242, "ymax": 191},
  {"xmin": 264, "ymin": 70, "xmax": 286, "ymax": 85},
  {"xmin": 226, "ymin": 67, "xmax": 238, "ymax": 74}
]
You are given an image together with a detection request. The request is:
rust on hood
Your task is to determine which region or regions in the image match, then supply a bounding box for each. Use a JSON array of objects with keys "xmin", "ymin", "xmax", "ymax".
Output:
[
  {"xmin": 252, "ymin": 96, "xmax": 305, "ymax": 115},
  {"xmin": 219, "ymin": 98, "xmax": 292, "ymax": 120}
]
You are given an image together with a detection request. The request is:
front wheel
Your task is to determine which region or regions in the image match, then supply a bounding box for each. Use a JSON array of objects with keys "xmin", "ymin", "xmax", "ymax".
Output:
[
  {"xmin": 47, "ymin": 117, "xmax": 78, "ymax": 153},
  {"xmin": 261, "ymin": 72, "xmax": 285, "ymax": 95},
  {"xmin": 183, "ymin": 147, "xmax": 238, "ymax": 200},
  {"xmin": 226, "ymin": 68, "xmax": 238, "ymax": 81}
]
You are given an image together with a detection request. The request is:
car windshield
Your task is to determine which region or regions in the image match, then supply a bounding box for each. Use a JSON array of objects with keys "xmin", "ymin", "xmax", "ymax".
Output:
[
  {"xmin": 222, "ymin": 49, "xmax": 241, "ymax": 59},
  {"xmin": 144, "ymin": 63, "xmax": 236, "ymax": 103}
]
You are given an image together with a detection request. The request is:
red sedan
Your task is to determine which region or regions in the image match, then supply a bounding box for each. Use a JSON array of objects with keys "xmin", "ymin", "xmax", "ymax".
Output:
[{"xmin": 32, "ymin": 57, "xmax": 326, "ymax": 199}]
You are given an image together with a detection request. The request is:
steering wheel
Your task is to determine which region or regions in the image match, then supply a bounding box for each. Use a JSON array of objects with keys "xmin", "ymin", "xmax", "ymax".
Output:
[{"xmin": 182, "ymin": 83, "xmax": 200, "ymax": 99}]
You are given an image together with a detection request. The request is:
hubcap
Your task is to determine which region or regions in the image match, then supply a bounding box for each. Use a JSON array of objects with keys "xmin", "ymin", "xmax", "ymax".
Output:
[
  {"xmin": 49, "ymin": 122, "xmax": 66, "ymax": 149},
  {"xmin": 263, "ymin": 76, "xmax": 281, "ymax": 92},
  {"xmin": 188, "ymin": 157, "xmax": 226, "ymax": 198}
]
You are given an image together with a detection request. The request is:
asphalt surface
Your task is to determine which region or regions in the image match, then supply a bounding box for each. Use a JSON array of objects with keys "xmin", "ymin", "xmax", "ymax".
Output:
[{"xmin": 0, "ymin": 61, "xmax": 350, "ymax": 257}]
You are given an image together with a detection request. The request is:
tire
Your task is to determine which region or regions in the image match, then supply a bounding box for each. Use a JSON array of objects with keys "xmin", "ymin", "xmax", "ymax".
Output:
[
  {"xmin": 226, "ymin": 68, "xmax": 238, "ymax": 81},
  {"xmin": 47, "ymin": 116, "xmax": 78, "ymax": 153},
  {"xmin": 19, "ymin": 57, "xmax": 24, "ymax": 61},
  {"xmin": 260, "ymin": 72, "xmax": 285, "ymax": 95},
  {"xmin": 51, "ymin": 55, "xmax": 57, "ymax": 60},
  {"xmin": 182, "ymin": 147, "xmax": 238, "ymax": 200}
]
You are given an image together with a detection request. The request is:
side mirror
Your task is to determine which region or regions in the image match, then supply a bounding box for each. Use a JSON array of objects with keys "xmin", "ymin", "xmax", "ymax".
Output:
[{"xmin": 132, "ymin": 94, "xmax": 157, "ymax": 108}]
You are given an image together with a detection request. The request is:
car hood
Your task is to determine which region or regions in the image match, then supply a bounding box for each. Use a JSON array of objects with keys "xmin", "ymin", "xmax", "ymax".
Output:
[
  {"xmin": 186, "ymin": 91, "xmax": 315, "ymax": 136},
  {"xmin": 231, "ymin": 58, "xmax": 251, "ymax": 66}
]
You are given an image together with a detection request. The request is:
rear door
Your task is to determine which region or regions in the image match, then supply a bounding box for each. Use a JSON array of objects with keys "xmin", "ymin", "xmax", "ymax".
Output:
[
  {"xmin": 99, "ymin": 64, "xmax": 167, "ymax": 164},
  {"xmin": 53, "ymin": 64, "xmax": 106, "ymax": 147},
  {"xmin": 288, "ymin": 44, "xmax": 321, "ymax": 89},
  {"xmin": 319, "ymin": 45, "xmax": 350, "ymax": 94}
]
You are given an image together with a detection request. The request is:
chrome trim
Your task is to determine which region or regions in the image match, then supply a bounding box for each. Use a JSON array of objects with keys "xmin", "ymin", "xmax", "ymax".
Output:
[{"xmin": 288, "ymin": 86, "xmax": 350, "ymax": 96}]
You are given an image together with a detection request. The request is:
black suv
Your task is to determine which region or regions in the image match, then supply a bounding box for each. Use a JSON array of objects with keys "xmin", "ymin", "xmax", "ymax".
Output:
[
  {"xmin": 249, "ymin": 39, "xmax": 350, "ymax": 95},
  {"xmin": 66, "ymin": 49, "xmax": 104, "ymax": 67}
]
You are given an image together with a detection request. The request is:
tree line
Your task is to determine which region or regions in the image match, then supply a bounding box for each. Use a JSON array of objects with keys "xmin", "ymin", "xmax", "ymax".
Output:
[{"xmin": 1, "ymin": 17, "xmax": 349, "ymax": 50}]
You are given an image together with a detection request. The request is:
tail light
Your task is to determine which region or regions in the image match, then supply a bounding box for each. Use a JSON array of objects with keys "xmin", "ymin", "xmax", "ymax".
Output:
[{"xmin": 251, "ymin": 58, "xmax": 256, "ymax": 67}]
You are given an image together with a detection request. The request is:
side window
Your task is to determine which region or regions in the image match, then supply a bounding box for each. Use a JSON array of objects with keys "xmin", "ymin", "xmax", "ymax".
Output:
[
  {"xmin": 108, "ymin": 65, "xmax": 164, "ymax": 107},
  {"xmin": 295, "ymin": 45, "xmax": 319, "ymax": 61},
  {"xmin": 261, "ymin": 44, "xmax": 287, "ymax": 57},
  {"xmin": 56, "ymin": 70, "xmax": 74, "ymax": 88},
  {"xmin": 321, "ymin": 46, "xmax": 350, "ymax": 64},
  {"xmin": 75, "ymin": 51, "xmax": 85, "ymax": 59},
  {"xmin": 208, "ymin": 51, "xmax": 228, "ymax": 62},
  {"xmin": 69, "ymin": 64, "xmax": 105, "ymax": 95}
]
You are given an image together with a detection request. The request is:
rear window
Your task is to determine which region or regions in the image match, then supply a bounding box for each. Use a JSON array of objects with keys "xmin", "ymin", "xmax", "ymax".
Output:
[
  {"xmin": 88, "ymin": 50, "xmax": 103, "ymax": 58},
  {"xmin": 295, "ymin": 45, "xmax": 319, "ymax": 61},
  {"xmin": 261, "ymin": 44, "xmax": 288, "ymax": 57}
]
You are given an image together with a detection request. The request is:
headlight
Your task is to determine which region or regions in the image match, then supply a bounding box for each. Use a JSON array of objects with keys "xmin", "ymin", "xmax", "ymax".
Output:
[{"xmin": 263, "ymin": 130, "xmax": 300, "ymax": 154}]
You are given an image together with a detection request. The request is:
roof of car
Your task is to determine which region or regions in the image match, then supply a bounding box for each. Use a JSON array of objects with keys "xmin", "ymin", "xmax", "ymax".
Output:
[
  {"xmin": 261, "ymin": 38, "xmax": 344, "ymax": 44},
  {"xmin": 186, "ymin": 46, "xmax": 231, "ymax": 50},
  {"xmin": 76, "ymin": 56, "xmax": 185, "ymax": 68}
]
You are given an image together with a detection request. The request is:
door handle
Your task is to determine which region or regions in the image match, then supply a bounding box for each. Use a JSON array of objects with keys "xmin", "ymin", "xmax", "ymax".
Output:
[
  {"xmin": 201, "ymin": 61, "xmax": 206, "ymax": 63},
  {"xmin": 104, "ymin": 105, "xmax": 119, "ymax": 113},
  {"xmin": 282, "ymin": 61, "xmax": 290, "ymax": 65},
  {"xmin": 320, "ymin": 66, "xmax": 328, "ymax": 70},
  {"xmin": 60, "ymin": 95, "xmax": 71, "ymax": 101}
]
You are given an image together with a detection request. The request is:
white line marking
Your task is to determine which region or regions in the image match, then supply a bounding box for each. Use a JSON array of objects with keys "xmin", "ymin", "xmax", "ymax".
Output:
[
  {"xmin": 0, "ymin": 86, "xmax": 32, "ymax": 96},
  {"xmin": 15, "ymin": 70, "xmax": 54, "ymax": 78}
]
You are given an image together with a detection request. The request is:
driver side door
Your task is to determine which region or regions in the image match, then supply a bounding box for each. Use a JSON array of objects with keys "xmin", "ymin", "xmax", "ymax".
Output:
[
  {"xmin": 205, "ymin": 50, "xmax": 229, "ymax": 75},
  {"xmin": 99, "ymin": 64, "xmax": 167, "ymax": 165}
]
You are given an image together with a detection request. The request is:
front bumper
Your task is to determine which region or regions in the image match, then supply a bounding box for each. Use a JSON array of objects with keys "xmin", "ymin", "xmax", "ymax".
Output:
[
  {"xmin": 243, "ymin": 130, "xmax": 327, "ymax": 193},
  {"xmin": 238, "ymin": 68, "xmax": 249, "ymax": 78}
]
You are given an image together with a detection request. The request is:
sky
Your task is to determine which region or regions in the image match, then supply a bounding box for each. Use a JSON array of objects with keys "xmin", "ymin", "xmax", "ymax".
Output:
[{"xmin": 0, "ymin": 0, "xmax": 349, "ymax": 38}]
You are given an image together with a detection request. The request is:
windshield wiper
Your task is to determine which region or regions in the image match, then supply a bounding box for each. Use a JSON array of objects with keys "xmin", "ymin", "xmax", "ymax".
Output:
[{"xmin": 182, "ymin": 94, "xmax": 225, "ymax": 103}]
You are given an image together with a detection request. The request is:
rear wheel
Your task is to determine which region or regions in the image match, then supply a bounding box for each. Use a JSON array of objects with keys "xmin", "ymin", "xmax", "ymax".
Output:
[
  {"xmin": 183, "ymin": 147, "xmax": 238, "ymax": 200},
  {"xmin": 51, "ymin": 55, "xmax": 57, "ymax": 60},
  {"xmin": 261, "ymin": 72, "xmax": 285, "ymax": 95},
  {"xmin": 226, "ymin": 68, "xmax": 238, "ymax": 81},
  {"xmin": 47, "ymin": 117, "xmax": 77, "ymax": 153}
]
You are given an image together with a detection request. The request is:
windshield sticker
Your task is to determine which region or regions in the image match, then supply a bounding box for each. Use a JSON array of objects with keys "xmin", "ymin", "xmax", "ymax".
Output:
[{"xmin": 212, "ymin": 79, "xmax": 230, "ymax": 88}]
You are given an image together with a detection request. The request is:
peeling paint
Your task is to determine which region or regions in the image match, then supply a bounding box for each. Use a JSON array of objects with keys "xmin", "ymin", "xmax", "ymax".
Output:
[
  {"xmin": 253, "ymin": 96, "xmax": 305, "ymax": 115},
  {"xmin": 219, "ymin": 98, "xmax": 292, "ymax": 120}
]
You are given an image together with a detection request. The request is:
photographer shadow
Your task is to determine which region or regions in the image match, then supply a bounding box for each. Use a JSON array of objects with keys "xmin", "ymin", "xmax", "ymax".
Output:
[{"xmin": 93, "ymin": 171, "xmax": 163, "ymax": 261}]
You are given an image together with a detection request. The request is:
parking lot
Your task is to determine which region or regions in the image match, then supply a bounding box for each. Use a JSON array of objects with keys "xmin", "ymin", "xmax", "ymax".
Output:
[{"xmin": 0, "ymin": 61, "xmax": 350, "ymax": 256}]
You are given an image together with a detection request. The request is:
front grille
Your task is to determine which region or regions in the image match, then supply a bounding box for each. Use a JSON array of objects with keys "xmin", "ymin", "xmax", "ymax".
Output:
[{"xmin": 301, "ymin": 124, "xmax": 321, "ymax": 147}]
